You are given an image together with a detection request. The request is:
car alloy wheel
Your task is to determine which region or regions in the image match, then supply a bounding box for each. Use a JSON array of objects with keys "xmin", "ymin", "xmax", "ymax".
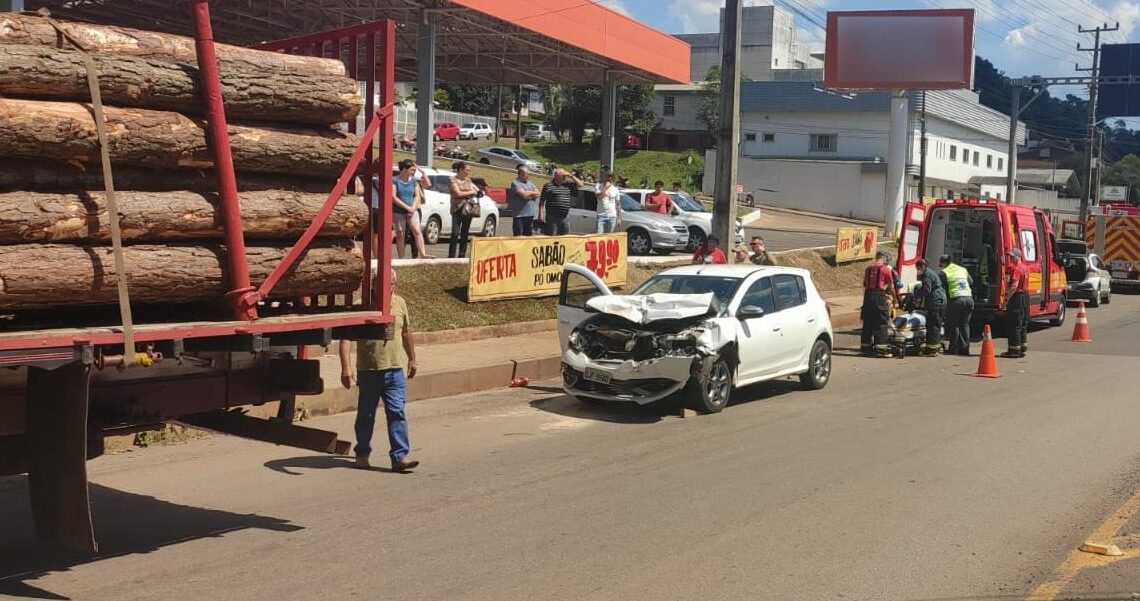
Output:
[
  {"xmin": 800, "ymin": 338, "xmax": 832, "ymax": 390},
  {"xmin": 687, "ymin": 227, "xmax": 706, "ymax": 252},
  {"xmin": 626, "ymin": 228, "xmax": 652, "ymax": 256},
  {"xmin": 481, "ymin": 215, "xmax": 497, "ymax": 237},
  {"xmin": 685, "ymin": 357, "xmax": 731, "ymax": 414},
  {"xmin": 423, "ymin": 215, "xmax": 442, "ymax": 245}
]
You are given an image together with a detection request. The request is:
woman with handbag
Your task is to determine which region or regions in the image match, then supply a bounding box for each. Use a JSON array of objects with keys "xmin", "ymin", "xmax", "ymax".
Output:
[{"xmin": 448, "ymin": 161, "xmax": 481, "ymax": 259}]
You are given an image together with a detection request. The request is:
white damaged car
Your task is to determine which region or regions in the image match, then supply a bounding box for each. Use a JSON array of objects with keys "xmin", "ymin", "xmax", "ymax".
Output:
[{"xmin": 558, "ymin": 264, "xmax": 834, "ymax": 414}]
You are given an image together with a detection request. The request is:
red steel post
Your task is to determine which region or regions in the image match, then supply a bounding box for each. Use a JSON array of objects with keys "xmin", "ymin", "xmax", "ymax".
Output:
[
  {"xmin": 377, "ymin": 21, "xmax": 395, "ymax": 316},
  {"xmin": 190, "ymin": 0, "xmax": 258, "ymax": 321}
]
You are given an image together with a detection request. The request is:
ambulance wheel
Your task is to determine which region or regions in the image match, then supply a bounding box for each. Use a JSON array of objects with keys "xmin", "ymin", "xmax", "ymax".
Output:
[{"xmin": 1049, "ymin": 300, "xmax": 1067, "ymax": 327}]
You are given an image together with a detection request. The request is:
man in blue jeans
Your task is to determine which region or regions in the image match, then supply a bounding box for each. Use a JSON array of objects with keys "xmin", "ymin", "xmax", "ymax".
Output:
[{"xmin": 338, "ymin": 270, "xmax": 419, "ymax": 472}]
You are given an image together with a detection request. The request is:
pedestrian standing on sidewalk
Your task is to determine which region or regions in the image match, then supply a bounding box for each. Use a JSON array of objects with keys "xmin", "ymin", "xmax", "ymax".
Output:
[
  {"xmin": 692, "ymin": 235, "xmax": 727, "ymax": 264},
  {"xmin": 539, "ymin": 169, "xmax": 581, "ymax": 235},
  {"xmin": 1002, "ymin": 249, "xmax": 1030, "ymax": 358},
  {"xmin": 942, "ymin": 254, "xmax": 975, "ymax": 356},
  {"xmin": 448, "ymin": 161, "xmax": 480, "ymax": 258},
  {"xmin": 860, "ymin": 251, "xmax": 898, "ymax": 357},
  {"xmin": 595, "ymin": 172, "xmax": 623, "ymax": 233},
  {"xmin": 915, "ymin": 258, "xmax": 947, "ymax": 356},
  {"xmin": 392, "ymin": 159, "xmax": 432, "ymax": 260},
  {"xmin": 508, "ymin": 164, "xmax": 540, "ymax": 236},
  {"xmin": 748, "ymin": 236, "xmax": 774, "ymax": 265},
  {"xmin": 338, "ymin": 269, "xmax": 419, "ymax": 473}
]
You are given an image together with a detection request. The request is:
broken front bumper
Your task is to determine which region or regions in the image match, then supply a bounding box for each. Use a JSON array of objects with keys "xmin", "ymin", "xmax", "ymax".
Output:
[{"xmin": 561, "ymin": 350, "xmax": 695, "ymax": 405}]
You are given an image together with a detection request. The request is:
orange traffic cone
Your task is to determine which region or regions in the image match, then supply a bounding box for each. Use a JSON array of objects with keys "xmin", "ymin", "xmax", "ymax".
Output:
[
  {"xmin": 1071, "ymin": 300, "xmax": 1092, "ymax": 343},
  {"xmin": 973, "ymin": 324, "xmax": 1001, "ymax": 378}
]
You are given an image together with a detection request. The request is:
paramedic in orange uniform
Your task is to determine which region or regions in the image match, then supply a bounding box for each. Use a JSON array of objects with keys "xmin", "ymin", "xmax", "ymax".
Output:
[
  {"xmin": 860, "ymin": 251, "xmax": 900, "ymax": 357},
  {"xmin": 1002, "ymin": 248, "xmax": 1030, "ymax": 358}
]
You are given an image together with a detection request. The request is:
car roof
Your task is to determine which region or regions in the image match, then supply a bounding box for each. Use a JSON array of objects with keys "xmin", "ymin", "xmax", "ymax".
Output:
[{"xmin": 657, "ymin": 264, "xmax": 812, "ymax": 279}]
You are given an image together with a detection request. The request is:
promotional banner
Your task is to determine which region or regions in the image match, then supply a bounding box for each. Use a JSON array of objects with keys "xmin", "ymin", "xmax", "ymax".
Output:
[
  {"xmin": 468, "ymin": 233, "xmax": 628, "ymax": 301},
  {"xmin": 835, "ymin": 226, "xmax": 878, "ymax": 263}
]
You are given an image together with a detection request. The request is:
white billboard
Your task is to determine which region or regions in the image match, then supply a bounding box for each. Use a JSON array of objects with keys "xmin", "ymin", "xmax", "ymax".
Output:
[{"xmin": 1102, "ymin": 185, "xmax": 1128, "ymax": 201}]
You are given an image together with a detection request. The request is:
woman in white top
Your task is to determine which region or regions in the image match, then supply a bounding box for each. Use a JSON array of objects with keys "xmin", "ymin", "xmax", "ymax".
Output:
[{"xmin": 595, "ymin": 172, "xmax": 623, "ymax": 233}]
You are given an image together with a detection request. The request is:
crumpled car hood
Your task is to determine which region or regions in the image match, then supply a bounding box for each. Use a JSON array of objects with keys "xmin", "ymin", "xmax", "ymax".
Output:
[{"xmin": 585, "ymin": 293, "xmax": 716, "ymax": 325}]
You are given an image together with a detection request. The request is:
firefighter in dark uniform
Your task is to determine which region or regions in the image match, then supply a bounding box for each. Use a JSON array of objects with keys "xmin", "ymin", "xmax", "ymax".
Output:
[
  {"xmin": 861, "ymin": 251, "xmax": 900, "ymax": 357},
  {"xmin": 914, "ymin": 258, "xmax": 947, "ymax": 356},
  {"xmin": 1002, "ymin": 248, "xmax": 1030, "ymax": 358}
]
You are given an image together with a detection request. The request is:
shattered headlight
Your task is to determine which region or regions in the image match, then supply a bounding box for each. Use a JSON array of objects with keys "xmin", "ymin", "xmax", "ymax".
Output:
[{"xmin": 568, "ymin": 330, "xmax": 585, "ymax": 353}]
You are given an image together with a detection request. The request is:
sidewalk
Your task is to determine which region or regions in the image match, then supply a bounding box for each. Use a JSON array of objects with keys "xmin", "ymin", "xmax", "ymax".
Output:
[{"xmin": 297, "ymin": 290, "xmax": 863, "ymax": 417}]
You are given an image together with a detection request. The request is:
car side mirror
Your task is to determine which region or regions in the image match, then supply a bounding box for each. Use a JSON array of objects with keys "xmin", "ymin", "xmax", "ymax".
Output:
[{"xmin": 738, "ymin": 305, "xmax": 765, "ymax": 319}]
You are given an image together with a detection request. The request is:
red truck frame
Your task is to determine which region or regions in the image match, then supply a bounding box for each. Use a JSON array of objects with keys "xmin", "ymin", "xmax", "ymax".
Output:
[{"xmin": 0, "ymin": 5, "xmax": 397, "ymax": 553}]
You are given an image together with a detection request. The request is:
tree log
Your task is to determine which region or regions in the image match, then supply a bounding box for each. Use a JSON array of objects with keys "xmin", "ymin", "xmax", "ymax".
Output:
[
  {"xmin": 0, "ymin": 14, "xmax": 347, "ymax": 78},
  {"xmin": 0, "ymin": 241, "xmax": 363, "ymax": 310},
  {"xmin": 0, "ymin": 190, "xmax": 368, "ymax": 244},
  {"xmin": 0, "ymin": 44, "xmax": 361, "ymax": 126},
  {"xmin": 0, "ymin": 98, "xmax": 359, "ymax": 178},
  {"xmin": 0, "ymin": 159, "xmax": 334, "ymax": 194}
]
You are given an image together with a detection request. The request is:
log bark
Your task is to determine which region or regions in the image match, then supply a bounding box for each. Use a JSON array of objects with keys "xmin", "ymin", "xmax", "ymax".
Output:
[
  {"xmin": 0, "ymin": 14, "xmax": 347, "ymax": 78},
  {"xmin": 0, "ymin": 98, "xmax": 359, "ymax": 178},
  {"xmin": 0, "ymin": 190, "xmax": 368, "ymax": 244},
  {"xmin": 0, "ymin": 159, "xmax": 334, "ymax": 193},
  {"xmin": 0, "ymin": 44, "xmax": 361, "ymax": 126},
  {"xmin": 0, "ymin": 241, "xmax": 363, "ymax": 310}
]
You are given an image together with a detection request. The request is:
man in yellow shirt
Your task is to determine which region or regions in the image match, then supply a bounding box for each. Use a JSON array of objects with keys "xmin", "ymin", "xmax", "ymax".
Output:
[{"xmin": 338, "ymin": 271, "xmax": 419, "ymax": 472}]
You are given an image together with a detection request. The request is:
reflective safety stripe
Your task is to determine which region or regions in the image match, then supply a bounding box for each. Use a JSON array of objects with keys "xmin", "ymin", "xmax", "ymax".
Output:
[{"xmin": 944, "ymin": 263, "xmax": 972, "ymax": 299}]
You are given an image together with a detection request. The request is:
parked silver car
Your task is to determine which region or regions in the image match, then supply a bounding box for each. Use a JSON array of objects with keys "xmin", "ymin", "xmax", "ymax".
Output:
[
  {"xmin": 622, "ymin": 189, "xmax": 745, "ymax": 251},
  {"xmin": 476, "ymin": 146, "xmax": 542, "ymax": 171},
  {"xmin": 569, "ymin": 190, "xmax": 688, "ymax": 255},
  {"xmin": 1065, "ymin": 252, "xmax": 1112, "ymax": 307}
]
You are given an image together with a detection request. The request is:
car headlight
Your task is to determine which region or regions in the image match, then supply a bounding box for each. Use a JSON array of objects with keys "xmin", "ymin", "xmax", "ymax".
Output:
[
  {"xmin": 647, "ymin": 221, "xmax": 674, "ymax": 233},
  {"xmin": 568, "ymin": 330, "xmax": 585, "ymax": 353}
]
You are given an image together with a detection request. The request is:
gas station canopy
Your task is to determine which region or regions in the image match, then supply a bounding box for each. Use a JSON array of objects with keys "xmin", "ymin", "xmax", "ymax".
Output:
[{"xmin": 24, "ymin": 0, "xmax": 691, "ymax": 84}]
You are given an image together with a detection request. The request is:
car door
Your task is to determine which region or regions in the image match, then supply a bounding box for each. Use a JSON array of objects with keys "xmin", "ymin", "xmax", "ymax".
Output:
[
  {"xmin": 771, "ymin": 274, "xmax": 813, "ymax": 370},
  {"xmin": 733, "ymin": 276, "xmax": 787, "ymax": 382},
  {"xmin": 557, "ymin": 264, "xmax": 613, "ymax": 353},
  {"xmin": 570, "ymin": 190, "xmax": 597, "ymax": 233}
]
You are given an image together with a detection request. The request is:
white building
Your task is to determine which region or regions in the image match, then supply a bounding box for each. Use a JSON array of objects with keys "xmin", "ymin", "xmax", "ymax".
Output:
[
  {"xmin": 704, "ymin": 82, "xmax": 1026, "ymax": 222},
  {"xmin": 674, "ymin": 5, "xmax": 822, "ymax": 83},
  {"xmin": 650, "ymin": 83, "xmax": 710, "ymax": 151}
]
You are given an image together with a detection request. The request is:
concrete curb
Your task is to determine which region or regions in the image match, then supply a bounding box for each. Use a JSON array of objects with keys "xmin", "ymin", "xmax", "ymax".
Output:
[
  {"xmin": 756, "ymin": 204, "xmax": 884, "ymax": 228},
  {"xmin": 415, "ymin": 319, "xmax": 555, "ymax": 346}
]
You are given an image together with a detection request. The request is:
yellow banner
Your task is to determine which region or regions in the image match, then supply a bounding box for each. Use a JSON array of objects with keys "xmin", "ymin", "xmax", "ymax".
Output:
[
  {"xmin": 835, "ymin": 227, "xmax": 879, "ymax": 263},
  {"xmin": 468, "ymin": 234, "xmax": 628, "ymax": 302}
]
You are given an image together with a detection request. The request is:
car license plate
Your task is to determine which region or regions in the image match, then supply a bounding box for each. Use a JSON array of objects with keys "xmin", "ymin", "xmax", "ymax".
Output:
[
  {"xmin": 1112, "ymin": 271, "xmax": 1130, "ymax": 279},
  {"xmin": 583, "ymin": 367, "xmax": 612, "ymax": 385}
]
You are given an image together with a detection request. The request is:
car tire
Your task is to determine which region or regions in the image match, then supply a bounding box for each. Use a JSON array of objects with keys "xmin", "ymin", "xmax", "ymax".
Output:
[
  {"xmin": 479, "ymin": 158, "xmax": 490, "ymax": 165},
  {"xmin": 1049, "ymin": 298, "xmax": 1067, "ymax": 326},
  {"xmin": 799, "ymin": 338, "xmax": 832, "ymax": 390},
  {"xmin": 1090, "ymin": 288, "xmax": 1100, "ymax": 308},
  {"xmin": 1104, "ymin": 287, "xmax": 1111, "ymax": 304},
  {"xmin": 486, "ymin": 132, "xmax": 494, "ymax": 140},
  {"xmin": 481, "ymin": 215, "xmax": 497, "ymax": 237},
  {"xmin": 423, "ymin": 215, "xmax": 442, "ymax": 245},
  {"xmin": 626, "ymin": 228, "xmax": 652, "ymax": 256},
  {"xmin": 687, "ymin": 226, "xmax": 707, "ymax": 253},
  {"xmin": 685, "ymin": 356, "xmax": 732, "ymax": 414}
]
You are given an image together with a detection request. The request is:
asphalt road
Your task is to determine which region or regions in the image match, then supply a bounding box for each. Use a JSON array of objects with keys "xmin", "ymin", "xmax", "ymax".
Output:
[
  {"xmin": 743, "ymin": 224, "xmax": 837, "ymax": 252},
  {"xmin": 4, "ymin": 298, "xmax": 1140, "ymax": 600}
]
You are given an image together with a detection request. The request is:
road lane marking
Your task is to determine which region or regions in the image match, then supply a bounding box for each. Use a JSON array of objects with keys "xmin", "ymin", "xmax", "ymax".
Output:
[{"xmin": 1026, "ymin": 486, "xmax": 1140, "ymax": 601}]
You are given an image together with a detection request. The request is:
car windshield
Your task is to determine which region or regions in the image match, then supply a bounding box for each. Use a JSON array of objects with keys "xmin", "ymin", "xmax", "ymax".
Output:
[
  {"xmin": 619, "ymin": 193, "xmax": 643, "ymax": 212},
  {"xmin": 632, "ymin": 274, "xmax": 743, "ymax": 313},
  {"xmin": 513, "ymin": 150, "xmax": 532, "ymax": 160},
  {"xmin": 671, "ymin": 193, "xmax": 706, "ymax": 212},
  {"xmin": 460, "ymin": 123, "xmax": 477, "ymax": 128}
]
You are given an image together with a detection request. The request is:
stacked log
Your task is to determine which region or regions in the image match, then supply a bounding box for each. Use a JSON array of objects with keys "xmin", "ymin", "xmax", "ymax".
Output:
[{"xmin": 0, "ymin": 16, "xmax": 368, "ymax": 313}]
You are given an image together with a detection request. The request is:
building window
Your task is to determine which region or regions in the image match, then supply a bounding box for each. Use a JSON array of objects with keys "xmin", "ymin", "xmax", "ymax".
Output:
[
  {"xmin": 663, "ymin": 96, "xmax": 675, "ymax": 116},
  {"xmin": 987, "ymin": 154, "xmax": 993, "ymax": 168},
  {"xmin": 809, "ymin": 133, "xmax": 837, "ymax": 152},
  {"xmin": 763, "ymin": 133, "xmax": 775, "ymax": 142},
  {"xmin": 745, "ymin": 133, "xmax": 756, "ymax": 142},
  {"xmin": 996, "ymin": 192, "xmax": 1002, "ymax": 201},
  {"xmin": 962, "ymin": 149, "xmax": 969, "ymax": 164},
  {"xmin": 950, "ymin": 145, "xmax": 957, "ymax": 161},
  {"xmin": 998, "ymin": 157, "xmax": 1004, "ymax": 171},
  {"xmin": 973, "ymin": 153, "xmax": 979, "ymax": 167}
]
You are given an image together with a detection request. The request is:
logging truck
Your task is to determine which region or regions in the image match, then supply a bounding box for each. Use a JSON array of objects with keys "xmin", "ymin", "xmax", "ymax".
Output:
[{"xmin": 0, "ymin": 9, "xmax": 397, "ymax": 553}]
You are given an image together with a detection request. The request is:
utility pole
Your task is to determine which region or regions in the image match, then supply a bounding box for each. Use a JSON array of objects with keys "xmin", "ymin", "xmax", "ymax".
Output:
[
  {"xmin": 516, "ymin": 85, "xmax": 523, "ymax": 150},
  {"xmin": 1078, "ymin": 22, "xmax": 1119, "ymax": 220},
  {"xmin": 918, "ymin": 90, "xmax": 928, "ymax": 203},
  {"xmin": 712, "ymin": 0, "xmax": 742, "ymax": 251},
  {"xmin": 1006, "ymin": 85, "xmax": 1020, "ymax": 204}
]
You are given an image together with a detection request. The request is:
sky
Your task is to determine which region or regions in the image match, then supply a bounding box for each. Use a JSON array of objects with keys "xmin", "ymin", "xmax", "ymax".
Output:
[{"xmin": 598, "ymin": 0, "xmax": 1140, "ymax": 95}]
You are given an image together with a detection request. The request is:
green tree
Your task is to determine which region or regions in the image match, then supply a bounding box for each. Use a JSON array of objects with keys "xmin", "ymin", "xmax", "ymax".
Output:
[
  {"xmin": 539, "ymin": 84, "xmax": 657, "ymax": 145},
  {"xmin": 696, "ymin": 65, "xmax": 721, "ymax": 137},
  {"xmin": 439, "ymin": 84, "xmax": 498, "ymax": 116},
  {"xmin": 1101, "ymin": 153, "xmax": 1140, "ymax": 203}
]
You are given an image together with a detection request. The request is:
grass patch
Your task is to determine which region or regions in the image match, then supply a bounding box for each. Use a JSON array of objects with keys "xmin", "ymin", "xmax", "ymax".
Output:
[{"xmin": 396, "ymin": 262, "xmax": 668, "ymax": 332}]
